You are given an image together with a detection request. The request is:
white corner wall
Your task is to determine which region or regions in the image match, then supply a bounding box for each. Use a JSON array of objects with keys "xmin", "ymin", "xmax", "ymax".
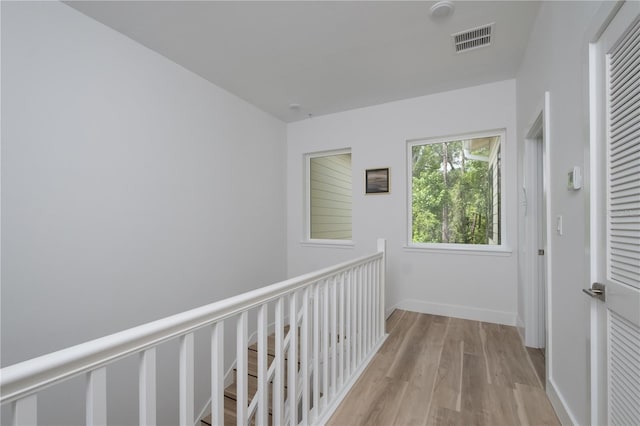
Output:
[
  {"xmin": 287, "ymin": 80, "xmax": 519, "ymax": 326},
  {"xmin": 516, "ymin": 1, "xmax": 606, "ymax": 424},
  {"xmin": 1, "ymin": 1, "xmax": 286, "ymax": 424}
]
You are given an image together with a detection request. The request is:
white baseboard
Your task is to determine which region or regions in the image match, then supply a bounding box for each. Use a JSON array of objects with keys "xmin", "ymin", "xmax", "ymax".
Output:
[
  {"xmin": 516, "ymin": 315, "xmax": 526, "ymax": 345},
  {"xmin": 317, "ymin": 334, "xmax": 388, "ymax": 425},
  {"xmin": 390, "ymin": 299, "xmax": 517, "ymax": 326},
  {"xmin": 547, "ymin": 377, "xmax": 577, "ymax": 425},
  {"xmin": 385, "ymin": 305, "xmax": 397, "ymax": 319}
]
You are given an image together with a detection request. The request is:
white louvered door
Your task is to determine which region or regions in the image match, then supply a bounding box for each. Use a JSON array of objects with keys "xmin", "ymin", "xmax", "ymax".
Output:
[{"xmin": 590, "ymin": 2, "xmax": 640, "ymax": 425}]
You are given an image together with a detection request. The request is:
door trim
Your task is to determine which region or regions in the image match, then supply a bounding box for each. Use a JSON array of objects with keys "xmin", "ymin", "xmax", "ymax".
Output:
[{"xmin": 523, "ymin": 92, "xmax": 552, "ymax": 352}]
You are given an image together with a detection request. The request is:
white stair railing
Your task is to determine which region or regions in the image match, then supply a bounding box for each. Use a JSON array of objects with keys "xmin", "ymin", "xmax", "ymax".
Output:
[{"xmin": 1, "ymin": 239, "xmax": 387, "ymax": 426}]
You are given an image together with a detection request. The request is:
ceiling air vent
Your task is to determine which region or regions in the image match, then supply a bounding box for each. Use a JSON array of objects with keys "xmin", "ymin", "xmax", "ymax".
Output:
[{"xmin": 452, "ymin": 23, "xmax": 494, "ymax": 53}]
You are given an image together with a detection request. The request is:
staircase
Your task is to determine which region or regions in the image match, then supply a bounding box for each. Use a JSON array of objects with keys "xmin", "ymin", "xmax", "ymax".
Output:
[{"xmin": 201, "ymin": 327, "xmax": 296, "ymax": 426}]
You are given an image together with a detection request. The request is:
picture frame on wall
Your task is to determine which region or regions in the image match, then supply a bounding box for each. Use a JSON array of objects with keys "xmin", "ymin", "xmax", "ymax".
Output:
[{"xmin": 365, "ymin": 168, "xmax": 390, "ymax": 194}]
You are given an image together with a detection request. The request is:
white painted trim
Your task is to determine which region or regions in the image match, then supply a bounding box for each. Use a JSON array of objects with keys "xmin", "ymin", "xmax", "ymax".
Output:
[
  {"xmin": 406, "ymin": 128, "xmax": 509, "ymax": 250},
  {"xmin": 392, "ymin": 299, "xmax": 516, "ymax": 326},
  {"xmin": 521, "ymin": 92, "xmax": 551, "ymax": 350},
  {"xmin": 541, "ymin": 92, "xmax": 554, "ymax": 385},
  {"xmin": 385, "ymin": 305, "xmax": 398, "ymax": 319},
  {"xmin": 547, "ymin": 377, "xmax": 578, "ymax": 426},
  {"xmin": 300, "ymin": 241, "xmax": 355, "ymax": 249},
  {"xmin": 516, "ymin": 315, "xmax": 525, "ymax": 345},
  {"xmin": 316, "ymin": 334, "xmax": 388, "ymax": 426},
  {"xmin": 304, "ymin": 148, "xmax": 353, "ymax": 244},
  {"xmin": 402, "ymin": 245, "xmax": 512, "ymax": 256}
]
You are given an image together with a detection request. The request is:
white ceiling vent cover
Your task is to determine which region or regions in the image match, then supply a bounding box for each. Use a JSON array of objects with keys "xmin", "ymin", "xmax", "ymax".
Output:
[{"xmin": 452, "ymin": 23, "xmax": 494, "ymax": 53}]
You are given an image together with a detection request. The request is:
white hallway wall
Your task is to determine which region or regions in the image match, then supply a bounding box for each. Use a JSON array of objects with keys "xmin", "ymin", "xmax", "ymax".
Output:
[
  {"xmin": 1, "ymin": 2, "xmax": 287, "ymax": 424},
  {"xmin": 516, "ymin": 1, "xmax": 607, "ymax": 424},
  {"xmin": 287, "ymin": 79, "xmax": 519, "ymax": 325}
]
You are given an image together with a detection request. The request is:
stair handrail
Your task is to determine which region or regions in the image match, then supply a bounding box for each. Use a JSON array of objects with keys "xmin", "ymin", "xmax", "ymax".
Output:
[{"xmin": 0, "ymin": 251, "xmax": 382, "ymax": 405}]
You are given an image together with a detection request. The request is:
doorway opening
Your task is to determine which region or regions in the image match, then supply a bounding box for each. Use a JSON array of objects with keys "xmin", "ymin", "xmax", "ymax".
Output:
[{"xmin": 523, "ymin": 92, "xmax": 551, "ymax": 387}]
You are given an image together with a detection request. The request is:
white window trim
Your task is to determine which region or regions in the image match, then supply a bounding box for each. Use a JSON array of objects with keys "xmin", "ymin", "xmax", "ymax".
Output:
[
  {"xmin": 304, "ymin": 148, "xmax": 353, "ymax": 245},
  {"xmin": 406, "ymin": 128, "xmax": 509, "ymax": 252}
]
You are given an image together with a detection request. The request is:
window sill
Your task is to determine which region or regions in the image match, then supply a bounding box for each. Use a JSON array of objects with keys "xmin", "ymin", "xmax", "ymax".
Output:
[
  {"xmin": 403, "ymin": 244, "xmax": 512, "ymax": 257},
  {"xmin": 300, "ymin": 240, "xmax": 355, "ymax": 249}
]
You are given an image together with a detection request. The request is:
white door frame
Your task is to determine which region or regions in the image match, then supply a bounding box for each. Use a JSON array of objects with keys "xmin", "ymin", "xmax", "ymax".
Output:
[{"xmin": 523, "ymin": 92, "xmax": 552, "ymax": 355}]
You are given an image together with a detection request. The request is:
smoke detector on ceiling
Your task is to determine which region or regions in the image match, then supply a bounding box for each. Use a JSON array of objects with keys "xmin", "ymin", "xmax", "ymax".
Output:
[
  {"xmin": 452, "ymin": 23, "xmax": 495, "ymax": 53},
  {"xmin": 430, "ymin": 1, "xmax": 455, "ymax": 19}
]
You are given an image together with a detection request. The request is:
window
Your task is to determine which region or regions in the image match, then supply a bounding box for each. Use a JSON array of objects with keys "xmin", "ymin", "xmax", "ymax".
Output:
[
  {"xmin": 408, "ymin": 130, "xmax": 504, "ymax": 247},
  {"xmin": 306, "ymin": 150, "xmax": 352, "ymax": 241}
]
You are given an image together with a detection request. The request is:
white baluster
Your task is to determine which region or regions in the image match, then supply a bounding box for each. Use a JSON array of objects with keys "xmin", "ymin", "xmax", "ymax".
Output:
[
  {"xmin": 364, "ymin": 263, "xmax": 370, "ymax": 353},
  {"xmin": 139, "ymin": 348, "xmax": 156, "ymax": 426},
  {"xmin": 236, "ymin": 312, "xmax": 248, "ymax": 425},
  {"xmin": 373, "ymin": 262, "xmax": 377, "ymax": 342},
  {"xmin": 322, "ymin": 281, "xmax": 329, "ymax": 409},
  {"xmin": 346, "ymin": 269, "xmax": 352, "ymax": 377},
  {"xmin": 373, "ymin": 260, "xmax": 379, "ymax": 340},
  {"xmin": 338, "ymin": 272, "xmax": 345, "ymax": 388},
  {"xmin": 367, "ymin": 262, "xmax": 373, "ymax": 351},
  {"xmin": 12, "ymin": 394, "xmax": 37, "ymax": 426},
  {"xmin": 86, "ymin": 367, "xmax": 106, "ymax": 426},
  {"xmin": 378, "ymin": 238, "xmax": 386, "ymax": 336},
  {"xmin": 361, "ymin": 265, "xmax": 366, "ymax": 360},
  {"xmin": 288, "ymin": 293, "xmax": 298, "ymax": 425},
  {"xmin": 330, "ymin": 276, "xmax": 337, "ymax": 399},
  {"xmin": 257, "ymin": 304, "xmax": 269, "ymax": 426},
  {"xmin": 357, "ymin": 265, "xmax": 363, "ymax": 363},
  {"xmin": 362, "ymin": 265, "xmax": 368, "ymax": 357},
  {"xmin": 179, "ymin": 333, "xmax": 194, "ymax": 426},
  {"xmin": 313, "ymin": 282, "xmax": 320, "ymax": 415},
  {"xmin": 273, "ymin": 298, "xmax": 285, "ymax": 425},
  {"xmin": 211, "ymin": 322, "xmax": 224, "ymax": 426},
  {"xmin": 301, "ymin": 288, "xmax": 310, "ymax": 423},
  {"xmin": 377, "ymin": 258, "xmax": 382, "ymax": 338}
]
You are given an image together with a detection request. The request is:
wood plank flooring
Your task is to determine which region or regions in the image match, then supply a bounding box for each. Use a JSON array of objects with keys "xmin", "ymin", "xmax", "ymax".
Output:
[{"xmin": 328, "ymin": 310, "xmax": 559, "ymax": 426}]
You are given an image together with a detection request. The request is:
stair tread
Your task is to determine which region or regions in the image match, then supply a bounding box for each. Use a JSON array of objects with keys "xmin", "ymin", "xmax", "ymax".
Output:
[
  {"xmin": 247, "ymin": 325, "xmax": 296, "ymax": 357},
  {"xmin": 224, "ymin": 373, "xmax": 289, "ymax": 404},
  {"xmin": 246, "ymin": 348, "xmax": 275, "ymax": 377},
  {"xmin": 241, "ymin": 348, "xmax": 291, "ymax": 383},
  {"xmin": 201, "ymin": 396, "xmax": 273, "ymax": 426}
]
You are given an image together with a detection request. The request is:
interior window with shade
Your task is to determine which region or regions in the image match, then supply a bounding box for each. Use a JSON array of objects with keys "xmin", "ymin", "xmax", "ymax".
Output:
[{"xmin": 307, "ymin": 150, "xmax": 352, "ymax": 241}]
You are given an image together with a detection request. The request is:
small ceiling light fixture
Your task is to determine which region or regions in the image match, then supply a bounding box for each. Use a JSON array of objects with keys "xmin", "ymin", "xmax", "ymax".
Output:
[
  {"xmin": 430, "ymin": 0, "xmax": 455, "ymax": 19},
  {"xmin": 289, "ymin": 103, "xmax": 301, "ymax": 111}
]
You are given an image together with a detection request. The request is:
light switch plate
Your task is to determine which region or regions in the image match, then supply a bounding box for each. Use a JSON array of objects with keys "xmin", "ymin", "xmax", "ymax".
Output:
[{"xmin": 556, "ymin": 215, "xmax": 563, "ymax": 235}]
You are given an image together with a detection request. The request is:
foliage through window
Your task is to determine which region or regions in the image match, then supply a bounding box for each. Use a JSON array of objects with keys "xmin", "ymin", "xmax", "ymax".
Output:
[
  {"xmin": 409, "ymin": 132, "xmax": 503, "ymax": 246},
  {"xmin": 307, "ymin": 151, "xmax": 352, "ymax": 241}
]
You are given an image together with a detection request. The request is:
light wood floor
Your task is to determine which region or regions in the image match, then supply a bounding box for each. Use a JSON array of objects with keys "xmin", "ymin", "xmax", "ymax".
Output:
[{"xmin": 327, "ymin": 310, "xmax": 559, "ymax": 426}]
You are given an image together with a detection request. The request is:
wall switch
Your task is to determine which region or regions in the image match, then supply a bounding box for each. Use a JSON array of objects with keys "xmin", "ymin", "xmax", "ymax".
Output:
[{"xmin": 556, "ymin": 215, "xmax": 563, "ymax": 236}]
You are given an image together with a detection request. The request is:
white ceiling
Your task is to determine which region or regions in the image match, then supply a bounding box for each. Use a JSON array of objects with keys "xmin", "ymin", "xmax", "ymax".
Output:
[{"xmin": 67, "ymin": 1, "xmax": 541, "ymax": 122}]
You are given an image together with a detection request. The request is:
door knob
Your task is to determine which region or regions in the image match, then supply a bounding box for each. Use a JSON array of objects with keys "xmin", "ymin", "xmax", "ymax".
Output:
[{"xmin": 582, "ymin": 282, "xmax": 606, "ymax": 302}]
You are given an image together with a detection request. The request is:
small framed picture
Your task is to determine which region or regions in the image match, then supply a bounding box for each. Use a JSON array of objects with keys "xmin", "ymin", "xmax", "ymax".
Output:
[{"xmin": 365, "ymin": 168, "xmax": 390, "ymax": 194}]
